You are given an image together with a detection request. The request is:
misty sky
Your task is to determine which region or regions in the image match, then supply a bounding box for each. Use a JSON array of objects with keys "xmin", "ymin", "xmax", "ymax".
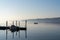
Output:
[{"xmin": 0, "ymin": 0, "xmax": 60, "ymax": 20}]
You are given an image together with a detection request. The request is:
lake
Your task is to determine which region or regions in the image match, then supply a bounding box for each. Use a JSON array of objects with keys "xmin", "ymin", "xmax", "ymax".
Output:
[{"xmin": 0, "ymin": 21, "xmax": 60, "ymax": 40}]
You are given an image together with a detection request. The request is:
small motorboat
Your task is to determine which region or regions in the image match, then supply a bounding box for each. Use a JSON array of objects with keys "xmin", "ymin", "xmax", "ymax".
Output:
[{"xmin": 34, "ymin": 22, "xmax": 38, "ymax": 24}]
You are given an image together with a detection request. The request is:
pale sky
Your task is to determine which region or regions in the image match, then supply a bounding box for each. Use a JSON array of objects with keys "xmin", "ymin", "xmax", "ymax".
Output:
[{"xmin": 0, "ymin": 0, "xmax": 60, "ymax": 20}]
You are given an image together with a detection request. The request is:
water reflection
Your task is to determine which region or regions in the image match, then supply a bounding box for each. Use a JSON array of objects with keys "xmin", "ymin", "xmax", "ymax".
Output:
[{"xmin": 5, "ymin": 30, "xmax": 27, "ymax": 40}]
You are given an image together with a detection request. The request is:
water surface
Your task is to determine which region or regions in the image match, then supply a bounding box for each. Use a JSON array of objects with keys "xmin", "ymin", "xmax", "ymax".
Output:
[{"xmin": 0, "ymin": 22, "xmax": 60, "ymax": 40}]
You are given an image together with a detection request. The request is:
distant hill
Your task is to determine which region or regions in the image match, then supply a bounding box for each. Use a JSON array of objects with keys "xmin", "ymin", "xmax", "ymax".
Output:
[{"xmin": 27, "ymin": 17, "xmax": 60, "ymax": 23}]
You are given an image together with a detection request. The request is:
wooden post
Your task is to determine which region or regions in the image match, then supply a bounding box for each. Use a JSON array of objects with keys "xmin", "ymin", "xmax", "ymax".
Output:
[
  {"xmin": 12, "ymin": 21, "xmax": 14, "ymax": 38},
  {"xmin": 25, "ymin": 20, "xmax": 27, "ymax": 38},
  {"xmin": 12, "ymin": 21, "xmax": 14, "ymax": 25},
  {"xmin": 6, "ymin": 21, "xmax": 8, "ymax": 40},
  {"xmin": 16, "ymin": 21, "xmax": 17, "ymax": 36},
  {"xmin": 25, "ymin": 20, "xmax": 27, "ymax": 28},
  {"xmin": 19, "ymin": 21, "xmax": 20, "ymax": 27},
  {"xmin": 19, "ymin": 21, "xmax": 20, "ymax": 38}
]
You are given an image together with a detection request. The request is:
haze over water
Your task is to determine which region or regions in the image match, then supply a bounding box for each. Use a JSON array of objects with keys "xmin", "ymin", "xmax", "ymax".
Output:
[{"xmin": 0, "ymin": 0, "xmax": 60, "ymax": 20}]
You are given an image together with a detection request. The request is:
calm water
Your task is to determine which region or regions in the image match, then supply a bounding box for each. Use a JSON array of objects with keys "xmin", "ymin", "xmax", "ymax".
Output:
[{"xmin": 0, "ymin": 21, "xmax": 60, "ymax": 40}]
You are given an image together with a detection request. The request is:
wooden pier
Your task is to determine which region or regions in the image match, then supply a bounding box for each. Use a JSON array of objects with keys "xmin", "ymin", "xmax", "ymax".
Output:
[
  {"xmin": 0, "ymin": 20, "xmax": 27, "ymax": 40},
  {"xmin": 0, "ymin": 26, "xmax": 26, "ymax": 31},
  {"xmin": 0, "ymin": 26, "xmax": 26, "ymax": 30},
  {"xmin": 0, "ymin": 20, "xmax": 27, "ymax": 32}
]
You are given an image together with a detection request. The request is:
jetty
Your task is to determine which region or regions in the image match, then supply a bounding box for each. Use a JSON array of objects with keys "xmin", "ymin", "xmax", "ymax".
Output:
[
  {"xmin": 0, "ymin": 20, "xmax": 27, "ymax": 32},
  {"xmin": 0, "ymin": 20, "xmax": 27, "ymax": 40}
]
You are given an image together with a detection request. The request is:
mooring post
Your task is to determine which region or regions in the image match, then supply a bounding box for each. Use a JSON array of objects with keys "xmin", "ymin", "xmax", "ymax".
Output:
[
  {"xmin": 16, "ymin": 21, "xmax": 17, "ymax": 36},
  {"xmin": 12, "ymin": 21, "xmax": 14, "ymax": 25},
  {"xmin": 19, "ymin": 21, "xmax": 20, "ymax": 38},
  {"xmin": 6, "ymin": 21, "xmax": 8, "ymax": 40},
  {"xmin": 25, "ymin": 20, "xmax": 27, "ymax": 38},
  {"xmin": 25, "ymin": 20, "xmax": 27, "ymax": 28},
  {"xmin": 12, "ymin": 21, "xmax": 14, "ymax": 38}
]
